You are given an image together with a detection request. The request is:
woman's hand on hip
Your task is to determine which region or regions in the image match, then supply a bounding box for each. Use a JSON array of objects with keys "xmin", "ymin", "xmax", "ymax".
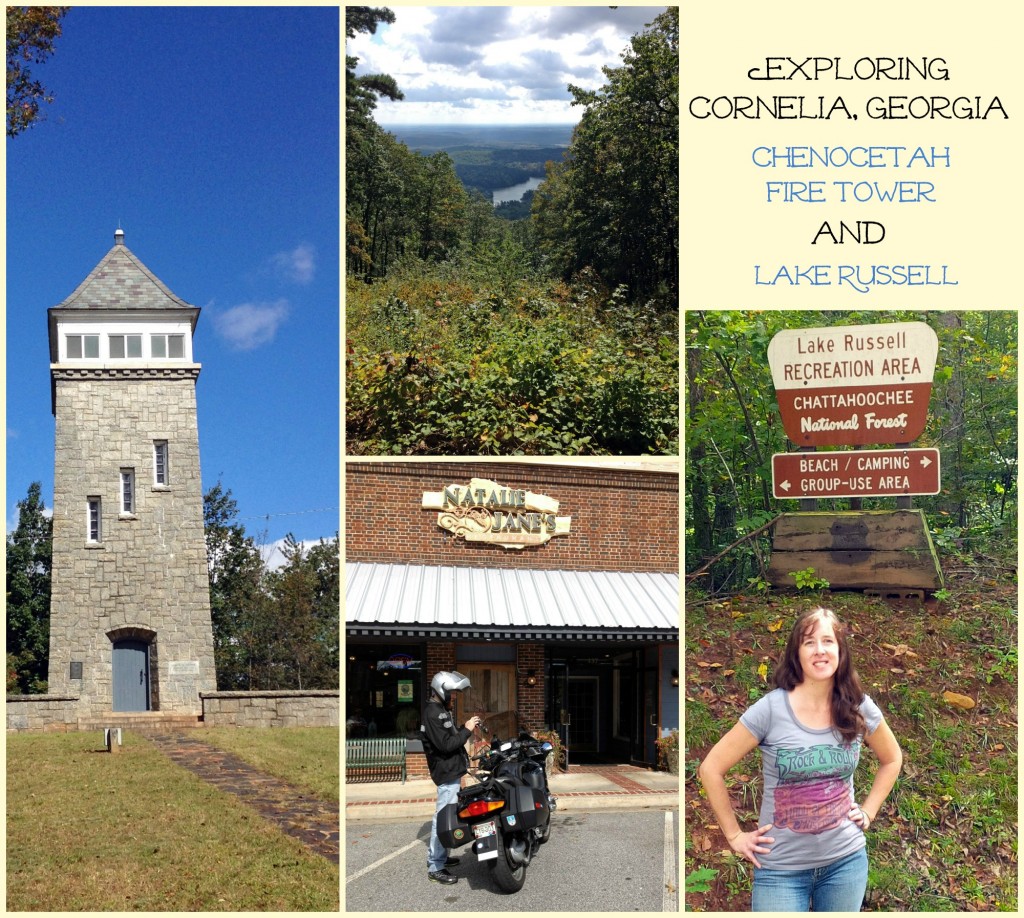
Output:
[
  {"xmin": 849, "ymin": 803, "xmax": 872, "ymax": 831},
  {"xmin": 727, "ymin": 823, "xmax": 775, "ymax": 868}
]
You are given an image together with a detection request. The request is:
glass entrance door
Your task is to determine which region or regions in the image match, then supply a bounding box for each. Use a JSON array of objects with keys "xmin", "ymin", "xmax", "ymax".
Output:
[
  {"xmin": 632, "ymin": 646, "xmax": 659, "ymax": 766},
  {"xmin": 567, "ymin": 676, "xmax": 599, "ymax": 753}
]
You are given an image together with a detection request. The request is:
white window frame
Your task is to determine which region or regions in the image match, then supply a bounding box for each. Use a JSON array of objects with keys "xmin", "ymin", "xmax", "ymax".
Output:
[
  {"xmin": 109, "ymin": 334, "xmax": 143, "ymax": 359},
  {"xmin": 120, "ymin": 469, "xmax": 135, "ymax": 515},
  {"xmin": 87, "ymin": 498, "xmax": 102, "ymax": 543},
  {"xmin": 150, "ymin": 333, "xmax": 186, "ymax": 359},
  {"xmin": 153, "ymin": 441, "xmax": 169, "ymax": 486},
  {"xmin": 66, "ymin": 334, "xmax": 100, "ymax": 359}
]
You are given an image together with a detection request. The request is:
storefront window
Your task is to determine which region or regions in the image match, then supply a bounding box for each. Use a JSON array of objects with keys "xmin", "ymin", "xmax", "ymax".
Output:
[{"xmin": 346, "ymin": 643, "xmax": 423, "ymax": 738}]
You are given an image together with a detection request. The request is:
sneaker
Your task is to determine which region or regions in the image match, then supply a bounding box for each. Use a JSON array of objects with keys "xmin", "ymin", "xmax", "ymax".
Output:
[
  {"xmin": 428, "ymin": 869, "xmax": 458, "ymax": 885},
  {"xmin": 445, "ymin": 857, "xmax": 461, "ymax": 867}
]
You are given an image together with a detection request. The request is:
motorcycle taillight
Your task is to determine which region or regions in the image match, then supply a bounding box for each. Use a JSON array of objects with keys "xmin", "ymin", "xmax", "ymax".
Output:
[{"xmin": 459, "ymin": 799, "xmax": 504, "ymax": 819}]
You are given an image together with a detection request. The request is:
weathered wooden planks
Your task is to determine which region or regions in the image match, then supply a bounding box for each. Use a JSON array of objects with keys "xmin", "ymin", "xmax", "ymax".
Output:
[{"xmin": 768, "ymin": 510, "xmax": 943, "ymax": 591}]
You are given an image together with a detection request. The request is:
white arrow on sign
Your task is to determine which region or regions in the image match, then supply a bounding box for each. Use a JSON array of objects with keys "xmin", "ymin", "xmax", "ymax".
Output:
[
  {"xmin": 780, "ymin": 480, "xmax": 791, "ymax": 492},
  {"xmin": 920, "ymin": 456, "xmax": 932, "ymax": 467}
]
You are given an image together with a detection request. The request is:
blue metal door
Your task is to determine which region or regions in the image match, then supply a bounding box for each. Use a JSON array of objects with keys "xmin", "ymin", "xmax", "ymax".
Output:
[{"xmin": 112, "ymin": 640, "xmax": 150, "ymax": 711}]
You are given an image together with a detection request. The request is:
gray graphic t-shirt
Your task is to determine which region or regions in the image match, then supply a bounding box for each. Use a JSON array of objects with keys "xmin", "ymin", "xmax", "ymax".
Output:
[{"xmin": 739, "ymin": 688, "xmax": 883, "ymax": 870}]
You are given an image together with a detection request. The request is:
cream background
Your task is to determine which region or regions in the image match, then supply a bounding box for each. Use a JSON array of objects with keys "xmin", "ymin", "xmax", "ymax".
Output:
[{"xmin": 681, "ymin": 0, "xmax": 1019, "ymax": 307}]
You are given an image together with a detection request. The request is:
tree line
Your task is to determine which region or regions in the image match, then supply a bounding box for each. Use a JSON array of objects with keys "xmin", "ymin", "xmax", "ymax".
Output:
[{"xmin": 6, "ymin": 481, "xmax": 339, "ymax": 694}]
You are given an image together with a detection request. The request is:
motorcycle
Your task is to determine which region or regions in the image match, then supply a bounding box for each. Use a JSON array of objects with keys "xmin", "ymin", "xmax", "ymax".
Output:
[{"xmin": 436, "ymin": 729, "xmax": 557, "ymax": 893}]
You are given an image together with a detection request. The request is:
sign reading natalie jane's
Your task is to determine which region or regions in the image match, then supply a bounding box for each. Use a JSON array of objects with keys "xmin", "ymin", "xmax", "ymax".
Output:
[
  {"xmin": 767, "ymin": 321, "xmax": 938, "ymax": 447},
  {"xmin": 422, "ymin": 478, "xmax": 571, "ymax": 550}
]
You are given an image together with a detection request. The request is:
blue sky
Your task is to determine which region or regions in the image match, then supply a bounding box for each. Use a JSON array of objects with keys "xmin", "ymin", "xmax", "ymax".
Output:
[
  {"xmin": 6, "ymin": 7, "xmax": 340, "ymax": 562},
  {"xmin": 348, "ymin": 5, "xmax": 668, "ymax": 124}
]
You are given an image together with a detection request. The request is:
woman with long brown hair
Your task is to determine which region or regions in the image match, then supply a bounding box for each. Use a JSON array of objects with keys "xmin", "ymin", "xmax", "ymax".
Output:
[{"xmin": 698, "ymin": 607, "xmax": 902, "ymax": 911}]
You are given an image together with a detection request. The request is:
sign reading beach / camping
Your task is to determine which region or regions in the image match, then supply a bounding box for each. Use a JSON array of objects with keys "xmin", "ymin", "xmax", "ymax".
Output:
[
  {"xmin": 767, "ymin": 321, "xmax": 938, "ymax": 447},
  {"xmin": 422, "ymin": 478, "xmax": 571, "ymax": 550},
  {"xmin": 771, "ymin": 447, "xmax": 940, "ymax": 500}
]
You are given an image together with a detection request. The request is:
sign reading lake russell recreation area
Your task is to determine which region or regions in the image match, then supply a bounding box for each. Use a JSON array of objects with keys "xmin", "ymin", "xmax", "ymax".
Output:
[{"xmin": 767, "ymin": 321, "xmax": 939, "ymax": 447}]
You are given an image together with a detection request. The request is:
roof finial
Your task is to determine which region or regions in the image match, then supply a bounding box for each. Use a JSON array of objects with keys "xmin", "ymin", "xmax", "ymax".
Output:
[{"xmin": 114, "ymin": 226, "xmax": 125, "ymax": 246}]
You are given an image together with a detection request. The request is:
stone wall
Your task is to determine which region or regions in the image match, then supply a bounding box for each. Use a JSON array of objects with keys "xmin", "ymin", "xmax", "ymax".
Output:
[
  {"xmin": 201, "ymin": 691, "xmax": 339, "ymax": 728},
  {"xmin": 6, "ymin": 695, "xmax": 80, "ymax": 732},
  {"xmin": 48, "ymin": 370, "xmax": 216, "ymax": 715}
]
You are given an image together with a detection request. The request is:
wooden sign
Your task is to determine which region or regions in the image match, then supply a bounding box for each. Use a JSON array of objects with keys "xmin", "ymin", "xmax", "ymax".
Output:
[
  {"xmin": 422, "ymin": 478, "xmax": 571, "ymax": 550},
  {"xmin": 772, "ymin": 448, "xmax": 940, "ymax": 499},
  {"xmin": 767, "ymin": 510, "xmax": 943, "ymax": 592},
  {"xmin": 767, "ymin": 322, "xmax": 938, "ymax": 447}
]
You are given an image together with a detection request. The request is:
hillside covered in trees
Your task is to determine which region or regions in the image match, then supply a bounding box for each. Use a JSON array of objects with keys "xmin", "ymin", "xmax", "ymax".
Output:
[
  {"xmin": 345, "ymin": 6, "xmax": 679, "ymax": 455},
  {"xmin": 388, "ymin": 123, "xmax": 571, "ymax": 198}
]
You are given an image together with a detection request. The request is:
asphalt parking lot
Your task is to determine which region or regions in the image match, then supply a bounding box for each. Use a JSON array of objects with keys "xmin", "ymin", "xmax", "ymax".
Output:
[{"xmin": 345, "ymin": 807, "xmax": 678, "ymax": 912}]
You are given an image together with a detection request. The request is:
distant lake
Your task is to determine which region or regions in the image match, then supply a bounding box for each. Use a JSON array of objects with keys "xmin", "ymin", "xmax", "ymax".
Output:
[{"xmin": 492, "ymin": 176, "xmax": 543, "ymax": 206}]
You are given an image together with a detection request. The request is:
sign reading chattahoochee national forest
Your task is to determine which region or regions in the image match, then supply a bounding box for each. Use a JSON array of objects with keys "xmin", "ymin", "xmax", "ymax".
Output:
[
  {"xmin": 767, "ymin": 321, "xmax": 938, "ymax": 447},
  {"xmin": 422, "ymin": 478, "xmax": 571, "ymax": 550}
]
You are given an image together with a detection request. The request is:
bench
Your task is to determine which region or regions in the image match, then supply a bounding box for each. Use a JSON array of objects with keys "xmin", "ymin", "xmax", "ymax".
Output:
[{"xmin": 346, "ymin": 736, "xmax": 407, "ymax": 784}]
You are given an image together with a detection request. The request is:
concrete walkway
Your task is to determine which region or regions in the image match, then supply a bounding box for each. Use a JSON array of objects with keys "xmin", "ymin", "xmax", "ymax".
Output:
[
  {"xmin": 346, "ymin": 763, "xmax": 678, "ymax": 822},
  {"xmin": 148, "ymin": 732, "xmax": 340, "ymax": 864}
]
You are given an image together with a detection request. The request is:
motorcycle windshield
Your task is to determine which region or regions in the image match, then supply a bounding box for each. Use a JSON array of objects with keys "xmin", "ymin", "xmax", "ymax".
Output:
[{"xmin": 478, "ymin": 710, "xmax": 524, "ymax": 742}]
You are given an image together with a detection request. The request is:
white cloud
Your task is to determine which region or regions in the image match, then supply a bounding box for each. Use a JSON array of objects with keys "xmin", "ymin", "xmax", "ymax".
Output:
[
  {"xmin": 348, "ymin": 5, "xmax": 667, "ymax": 124},
  {"xmin": 271, "ymin": 243, "xmax": 316, "ymax": 285},
  {"xmin": 213, "ymin": 300, "xmax": 290, "ymax": 351},
  {"xmin": 263, "ymin": 536, "xmax": 322, "ymax": 571},
  {"xmin": 7, "ymin": 501, "xmax": 51, "ymax": 535}
]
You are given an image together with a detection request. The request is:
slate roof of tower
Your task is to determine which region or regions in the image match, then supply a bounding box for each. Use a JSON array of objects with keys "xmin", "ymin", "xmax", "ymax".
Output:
[{"xmin": 54, "ymin": 236, "xmax": 195, "ymax": 312}]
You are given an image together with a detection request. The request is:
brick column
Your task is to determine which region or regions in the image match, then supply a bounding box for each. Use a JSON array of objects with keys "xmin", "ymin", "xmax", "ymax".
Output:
[
  {"xmin": 517, "ymin": 643, "xmax": 546, "ymax": 730},
  {"xmin": 425, "ymin": 642, "xmax": 456, "ymax": 684}
]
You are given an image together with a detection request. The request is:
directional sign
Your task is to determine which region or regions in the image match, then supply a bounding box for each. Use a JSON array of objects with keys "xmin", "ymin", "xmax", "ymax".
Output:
[
  {"xmin": 767, "ymin": 322, "xmax": 938, "ymax": 447},
  {"xmin": 772, "ymin": 448, "xmax": 941, "ymax": 500}
]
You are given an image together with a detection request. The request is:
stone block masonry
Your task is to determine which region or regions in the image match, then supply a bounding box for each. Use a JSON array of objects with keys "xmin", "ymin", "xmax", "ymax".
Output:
[
  {"xmin": 48, "ymin": 371, "xmax": 216, "ymax": 715},
  {"xmin": 6, "ymin": 695, "xmax": 80, "ymax": 732},
  {"xmin": 201, "ymin": 691, "xmax": 340, "ymax": 728}
]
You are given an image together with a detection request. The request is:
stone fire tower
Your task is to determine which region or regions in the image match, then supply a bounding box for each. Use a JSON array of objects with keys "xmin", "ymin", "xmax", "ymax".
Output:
[{"xmin": 46, "ymin": 230, "xmax": 216, "ymax": 717}]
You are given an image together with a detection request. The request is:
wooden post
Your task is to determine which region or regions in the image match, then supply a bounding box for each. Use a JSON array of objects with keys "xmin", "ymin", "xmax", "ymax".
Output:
[
  {"xmin": 798, "ymin": 445, "xmax": 818, "ymax": 512},
  {"xmin": 895, "ymin": 442, "xmax": 913, "ymax": 510}
]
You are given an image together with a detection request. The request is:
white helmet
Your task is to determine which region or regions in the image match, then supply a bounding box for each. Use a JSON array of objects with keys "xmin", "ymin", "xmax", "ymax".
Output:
[{"xmin": 431, "ymin": 670, "xmax": 471, "ymax": 704}]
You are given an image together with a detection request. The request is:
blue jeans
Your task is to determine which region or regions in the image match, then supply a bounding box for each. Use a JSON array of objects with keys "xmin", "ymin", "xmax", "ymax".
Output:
[
  {"xmin": 752, "ymin": 847, "xmax": 868, "ymax": 912},
  {"xmin": 427, "ymin": 781, "xmax": 461, "ymax": 872}
]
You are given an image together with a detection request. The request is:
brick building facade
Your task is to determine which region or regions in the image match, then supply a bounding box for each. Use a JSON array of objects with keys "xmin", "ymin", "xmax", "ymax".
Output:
[{"xmin": 346, "ymin": 460, "xmax": 679, "ymax": 773}]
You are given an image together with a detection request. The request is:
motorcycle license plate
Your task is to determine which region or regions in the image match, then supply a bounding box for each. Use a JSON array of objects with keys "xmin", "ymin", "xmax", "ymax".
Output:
[{"xmin": 472, "ymin": 820, "xmax": 496, "ymax": 839}]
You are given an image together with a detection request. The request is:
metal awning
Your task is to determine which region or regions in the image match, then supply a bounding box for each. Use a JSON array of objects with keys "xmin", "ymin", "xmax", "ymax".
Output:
[{"xmin": 345, "ymin": 563, "xmax": 679, "ymax": 640}]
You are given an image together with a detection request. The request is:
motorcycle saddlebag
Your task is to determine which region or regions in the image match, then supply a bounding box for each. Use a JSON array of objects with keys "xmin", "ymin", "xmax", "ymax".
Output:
[
  {"xmin": 500, "ymin": 784, "xmax": 549, "ymax": 832},
  {"xmin": 436, "ymin": 802, "xmax": 473, "ymax": 849}
]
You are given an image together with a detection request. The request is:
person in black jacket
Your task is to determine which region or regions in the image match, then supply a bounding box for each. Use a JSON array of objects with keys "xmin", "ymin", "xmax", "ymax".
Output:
[{"xmin": 422, "ymin": 670, "xmax": 482, "ymax": 884}]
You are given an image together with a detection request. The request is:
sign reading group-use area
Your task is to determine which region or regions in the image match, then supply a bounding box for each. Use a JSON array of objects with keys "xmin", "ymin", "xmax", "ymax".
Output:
[
  {"xmin": 772, "ymin": 447, "xmax": 940, "ymax": 499},
  {"xmin": 767, "ymin": 321, "xmax": 939, "ymax": 447}
]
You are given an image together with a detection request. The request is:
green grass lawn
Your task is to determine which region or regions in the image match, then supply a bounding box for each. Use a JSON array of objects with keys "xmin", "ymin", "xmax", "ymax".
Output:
[
  {"xmin": 7, "ymin": 731, "xmax": 339, "ymax": 911},
  {"xmin": 200, "ymin": 726, "xmax": 339, "ymax": 803}
]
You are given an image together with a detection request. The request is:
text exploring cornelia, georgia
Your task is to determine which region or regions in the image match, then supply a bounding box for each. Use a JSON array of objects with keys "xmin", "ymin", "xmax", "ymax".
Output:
[{"xmin": 687, "ymin": 56, "xmax": 1011, "ymax": 293}]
